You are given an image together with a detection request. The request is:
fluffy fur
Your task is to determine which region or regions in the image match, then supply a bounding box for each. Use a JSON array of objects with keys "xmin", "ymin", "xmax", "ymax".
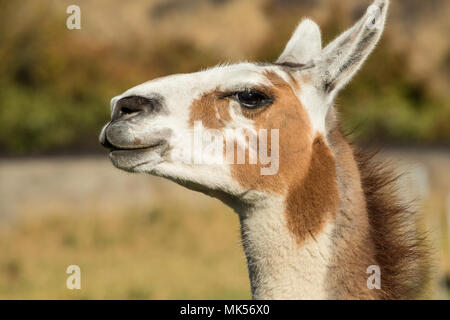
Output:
[{"xmin": 355, "ymin": 147, "xmax": 431, "ymax": 299}]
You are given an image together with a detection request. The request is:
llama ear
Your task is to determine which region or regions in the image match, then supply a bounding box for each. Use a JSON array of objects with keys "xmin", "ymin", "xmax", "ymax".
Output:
[
  {"xmin": 277, "ymin": 19, "xmax": 322, "ymax": 65},
  {"xmin": 317, "ymin": 0, "xmax": 389, "ymax": 99}
]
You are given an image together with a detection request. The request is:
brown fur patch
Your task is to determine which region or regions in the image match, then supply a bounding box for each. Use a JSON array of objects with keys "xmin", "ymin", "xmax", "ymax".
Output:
[
  {"xmin": 286, "ymin": 136, "xmax": 339, "ymax": 244},
  {"xmin": 229, "ymin": 71, "xmax": 313, "ymax": 194},
  {"xmin": 189, "ymin": 89, "xmax": 231, "ymax": 129}
]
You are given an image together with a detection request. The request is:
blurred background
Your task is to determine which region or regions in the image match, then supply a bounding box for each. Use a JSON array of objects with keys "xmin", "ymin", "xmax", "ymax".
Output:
[{"xmin": 0, "ymin": 0, "xmax": 449, "ymax": 299}]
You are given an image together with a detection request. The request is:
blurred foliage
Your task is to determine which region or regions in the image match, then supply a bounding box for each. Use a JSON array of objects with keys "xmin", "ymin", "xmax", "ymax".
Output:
[
  {"xmin": 338, "ymin": 40, "xmax": 450, "ymax": 144},
  {"xmin": 0, "ymin": 0, "xmax": 449, "ymax": 155}
]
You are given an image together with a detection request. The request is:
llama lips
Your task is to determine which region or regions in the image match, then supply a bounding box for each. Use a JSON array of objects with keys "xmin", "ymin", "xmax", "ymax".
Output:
[
  {"xmin": 108, "ymin": 141, "xmax": 166, "ymax": 153},
  {"xmin": 99, "ymin": 123, "xmax": 166, "ymax": 152},
  {"xmin": 101, "ymin": 118, "xmax": 173, "ymax": 152}
]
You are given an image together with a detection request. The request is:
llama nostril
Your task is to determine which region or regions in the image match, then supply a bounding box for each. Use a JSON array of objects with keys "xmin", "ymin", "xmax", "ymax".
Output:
[
  {"xmin": 112, "ymin": 96, "xmax": 156, "ymax": 121},
  {"xmin": 120, "ymin": 107, "xmax": 135, "ymax": 115}
]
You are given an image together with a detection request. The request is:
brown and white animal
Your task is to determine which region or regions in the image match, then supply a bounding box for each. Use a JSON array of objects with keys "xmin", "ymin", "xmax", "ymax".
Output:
[{"xmin": 99, "ymin": 0, "xmax": 429, "ymax": 299}]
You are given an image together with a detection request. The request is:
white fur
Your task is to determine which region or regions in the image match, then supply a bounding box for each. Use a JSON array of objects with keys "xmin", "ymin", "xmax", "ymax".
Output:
[
  {"xmin": 240, "ymin": 195, "xmax": 333, "ymax": 299},
  {"xmin": 277, "ymin": 19, "xmax": 322, "ymax": 64}
]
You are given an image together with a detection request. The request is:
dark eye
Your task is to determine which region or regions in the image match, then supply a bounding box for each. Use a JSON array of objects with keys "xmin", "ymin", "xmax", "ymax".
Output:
[{"xmin": 235, "ymin": 90, "xmax": 273, "ymax": 109}]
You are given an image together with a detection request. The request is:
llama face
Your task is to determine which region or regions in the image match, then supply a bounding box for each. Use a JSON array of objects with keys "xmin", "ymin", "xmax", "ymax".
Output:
[
  {"xmin": 99, "ymin": 63, "xmax": 318, "ymax": 199},
  {"xmin": 100, "ymin": 0, "xmax": 389, "ymax": 203}
]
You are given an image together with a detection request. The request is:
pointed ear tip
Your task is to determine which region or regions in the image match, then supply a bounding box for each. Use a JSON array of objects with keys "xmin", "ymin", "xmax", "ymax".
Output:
[
  {"xmin": 298, "ymin": 18, "xmax": 321, "ymax": 33},
  {"xmin": 277, "ymin": 17, "xmax": 322, "ymax": 64}
]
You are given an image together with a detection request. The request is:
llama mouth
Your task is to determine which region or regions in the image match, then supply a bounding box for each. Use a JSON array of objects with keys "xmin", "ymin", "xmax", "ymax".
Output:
[
  {"xmin": 108, "ymin": 141, "xmax": 166, "ymax": 153},
  {"xmin": 108, "ymin": 141, "xmax": 168, "ymax": 173}
]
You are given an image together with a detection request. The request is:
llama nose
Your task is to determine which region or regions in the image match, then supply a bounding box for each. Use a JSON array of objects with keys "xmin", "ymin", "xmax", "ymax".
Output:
[{"xmin": 112, "ymin": 96, "xmax": 157, "ymax": 122}]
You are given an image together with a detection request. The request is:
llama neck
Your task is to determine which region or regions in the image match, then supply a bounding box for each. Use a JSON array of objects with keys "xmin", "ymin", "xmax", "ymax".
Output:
[
  {"xmin": 237, "ymin": 132, "xmax": 377, "ymax": 299},
  {"xmin": 238, "ymin": 197, "xmax": 336, "ymax": 299}
]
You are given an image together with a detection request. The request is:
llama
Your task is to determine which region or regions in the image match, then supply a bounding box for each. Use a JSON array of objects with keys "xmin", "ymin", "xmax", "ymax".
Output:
[{"xmin": 99, "ymin": 0, "xmax": 429, "ymax": 299}]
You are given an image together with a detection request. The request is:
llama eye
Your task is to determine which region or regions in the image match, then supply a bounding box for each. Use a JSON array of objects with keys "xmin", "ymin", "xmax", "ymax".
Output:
[{"xmin": 235, "ymin": 90, "xmax": 272, "ymax": 109}]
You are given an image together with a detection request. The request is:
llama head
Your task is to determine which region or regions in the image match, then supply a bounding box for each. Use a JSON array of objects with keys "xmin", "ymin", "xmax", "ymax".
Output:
[{"xmin": 100, "ymin": 0, "xmax": 389, "ymax": 206}]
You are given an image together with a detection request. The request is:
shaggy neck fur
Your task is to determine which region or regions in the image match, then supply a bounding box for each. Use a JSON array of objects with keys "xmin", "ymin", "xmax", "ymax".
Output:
[{"xmin": 236, "ymin": 126, "xmax": 428, "ymax": 300}]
